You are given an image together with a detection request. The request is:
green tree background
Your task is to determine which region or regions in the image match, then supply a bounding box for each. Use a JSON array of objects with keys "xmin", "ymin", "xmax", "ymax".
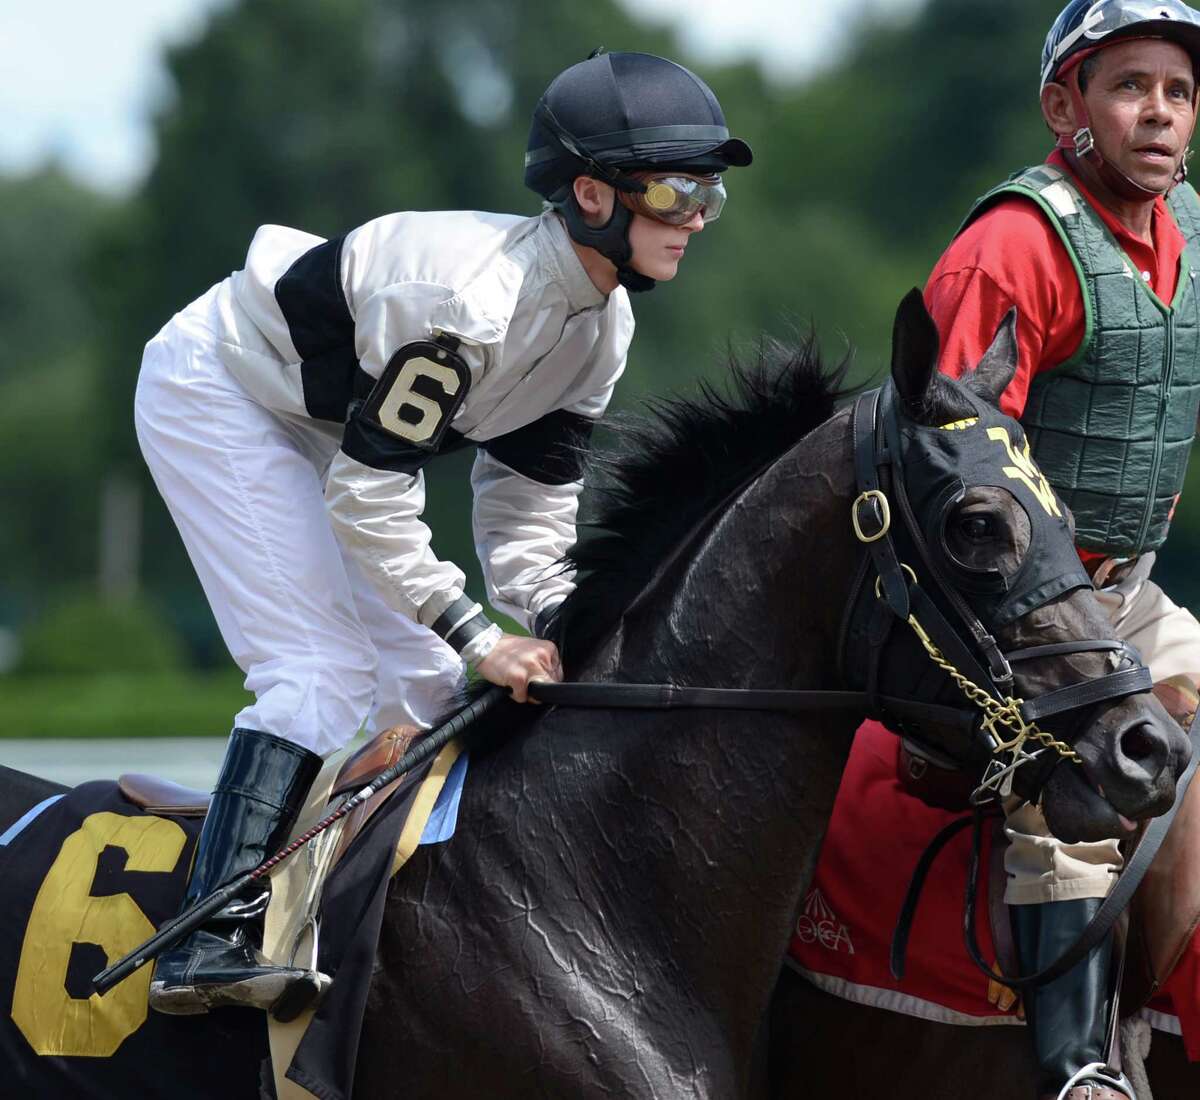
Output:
[{"xmin": 3, "ymin": 0, "xmax": 1198, "ymax": 734}]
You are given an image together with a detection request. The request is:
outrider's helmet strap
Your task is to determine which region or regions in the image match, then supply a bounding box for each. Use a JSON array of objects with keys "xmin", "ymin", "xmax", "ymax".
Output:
[{"xmin": 1055, "ymin": 46, "xmax": 1194, "ymax": 200}]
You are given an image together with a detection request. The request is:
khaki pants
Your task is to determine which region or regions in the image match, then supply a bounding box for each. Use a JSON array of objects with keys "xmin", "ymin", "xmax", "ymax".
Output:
[{"xmin": 1004, "ymin": 553, "xmax": 1200, "ymax": 905}]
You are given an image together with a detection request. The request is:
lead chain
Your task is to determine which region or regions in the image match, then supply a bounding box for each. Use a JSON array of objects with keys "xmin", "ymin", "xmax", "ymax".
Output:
[{"xmin": 904, "ymin": 615, "xmax": 1082, "ymax": 766}]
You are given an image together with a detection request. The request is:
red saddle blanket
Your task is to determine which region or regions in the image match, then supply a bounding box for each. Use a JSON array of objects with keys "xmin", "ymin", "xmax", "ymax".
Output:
[{"xmin": 787, "ymin": 721, "xmax": 1200, "ymax": 1059}]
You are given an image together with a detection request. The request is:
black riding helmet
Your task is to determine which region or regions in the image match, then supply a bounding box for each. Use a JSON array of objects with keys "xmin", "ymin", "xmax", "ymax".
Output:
[{"xmin": 524, "ymin": 51, "xmax": 752, "ymax": 293}]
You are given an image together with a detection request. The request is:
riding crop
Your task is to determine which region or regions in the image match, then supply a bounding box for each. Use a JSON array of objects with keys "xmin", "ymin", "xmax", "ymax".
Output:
[{"xmin": 91, "ymin": 685, "xmax": 508, "ymax": 996}]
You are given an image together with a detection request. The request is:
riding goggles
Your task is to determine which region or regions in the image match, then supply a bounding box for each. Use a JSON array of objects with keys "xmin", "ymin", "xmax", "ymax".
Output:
[
  {"xmin": 1041, "ymin": 0, "xmax": 1200, "ymax": 90},
  {"xmin": 622, "ymin": 173, "xmax": 727, "ymax": 226}
]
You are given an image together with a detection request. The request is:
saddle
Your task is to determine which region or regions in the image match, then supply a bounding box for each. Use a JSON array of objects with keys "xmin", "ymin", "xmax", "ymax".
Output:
[{"xmin": 119, "ymin": 724, "xmax": 420, "ymax": 879}]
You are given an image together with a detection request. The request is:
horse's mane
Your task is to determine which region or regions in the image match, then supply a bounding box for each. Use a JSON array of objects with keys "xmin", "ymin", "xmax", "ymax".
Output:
[{"xmin": 554, "ymin": 333, "xmax": 856, "ymax": 662}]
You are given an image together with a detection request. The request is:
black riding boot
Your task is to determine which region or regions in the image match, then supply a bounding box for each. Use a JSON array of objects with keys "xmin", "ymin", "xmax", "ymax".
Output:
[
  {"xmin": 149, "ymin": 727, "xmax": 325, "ymax": 1018},
  {"xmin": 1013, "ymin": 899, "xmax": 1135, "ymax": 1100}
]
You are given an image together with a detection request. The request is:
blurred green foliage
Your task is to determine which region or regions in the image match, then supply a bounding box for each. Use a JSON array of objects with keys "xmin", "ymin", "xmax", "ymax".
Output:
[
  {"xmin": 0, "ymin": 169, "xmax": 113, "ymax": 627},
  {"xmin": 2, "ymin": 671, "xmax": 250, "ymax": 738},
  {"xmin": 18, "ymin": 593, "xmax": 186, "ymax": 676},
  {"xmin": 2, "ymin": 0, "xmax": 1200, "ymax": 735}
]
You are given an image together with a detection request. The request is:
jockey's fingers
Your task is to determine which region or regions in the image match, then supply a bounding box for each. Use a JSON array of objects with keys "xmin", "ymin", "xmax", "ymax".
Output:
[
  {"xmin": 476, "ymin": 635, "xmax": 563, "ymax": 703},
  {"xmin": 508, "ymin": 676, "xmax": 530, "ymax": 704}
]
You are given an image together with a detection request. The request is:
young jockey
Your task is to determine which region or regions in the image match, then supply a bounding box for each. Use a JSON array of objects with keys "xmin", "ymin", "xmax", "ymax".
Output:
[
  {"xmin": 928, "ymin": 3, "xmax": 1200, "ymax": 1096},
  {"xmin": 134, "ymin": 49, "xmax": 751, "ymax": 1017}
]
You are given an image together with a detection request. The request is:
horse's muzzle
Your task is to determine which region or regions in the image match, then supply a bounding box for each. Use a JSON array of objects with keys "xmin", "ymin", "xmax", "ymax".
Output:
[{"xmin": 1042, "ymin": 695, "xmax": 1190, "ymax": 843}]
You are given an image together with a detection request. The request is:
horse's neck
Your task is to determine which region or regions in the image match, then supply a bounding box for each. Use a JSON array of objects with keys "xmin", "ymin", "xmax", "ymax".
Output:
[
  {"xmin": 586, "ymin": 411, "xmax": 858, "ymax": 689},
  {"xmin": 545, "ymin": 414, "xmax": 862, "ymax": 1030}
]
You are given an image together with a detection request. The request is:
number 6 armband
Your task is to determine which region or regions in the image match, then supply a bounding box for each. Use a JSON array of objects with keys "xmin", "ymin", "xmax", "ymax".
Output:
[{"xmin": 363, "ymin": 335, "xmax": 472, "ymax": 449}]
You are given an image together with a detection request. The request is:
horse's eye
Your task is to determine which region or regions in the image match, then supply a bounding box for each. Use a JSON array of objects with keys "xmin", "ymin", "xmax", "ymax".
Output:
[{"xmin": 958, "ymin": 514, "xmax": 997, "ymax": 541}]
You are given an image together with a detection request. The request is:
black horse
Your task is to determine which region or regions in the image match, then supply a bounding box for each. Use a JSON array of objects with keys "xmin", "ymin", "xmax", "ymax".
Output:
[
  {"xmin": 350, "ymin": 296, "xmax": 1188, "ymax": 1098},
  {"xmin": 1, "ymin": 294, "xmax": 1191, "ymax": 1098}
]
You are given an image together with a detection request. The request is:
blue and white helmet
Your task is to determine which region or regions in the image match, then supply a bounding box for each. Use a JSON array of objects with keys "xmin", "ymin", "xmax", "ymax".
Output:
[{"xmin": 1041, "ymin": 0, "xmax": 1200, "ymax": 92}]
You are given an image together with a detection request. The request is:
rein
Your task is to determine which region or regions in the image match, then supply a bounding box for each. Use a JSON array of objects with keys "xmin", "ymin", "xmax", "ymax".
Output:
[
  {"xmin": 884, "ymin": 707, "xmax": 1200, "ymax": 992},
  {"xmin": 528, "ymin": 681, "xmax": 971, "ymax": 732},
  {"xmin": 964, "ymin": 715, "xmax": 1200, "ymax": 993},
  {"xmin": 93, "ymin": 381, "xmax": 1190, "ymax": 1002}
]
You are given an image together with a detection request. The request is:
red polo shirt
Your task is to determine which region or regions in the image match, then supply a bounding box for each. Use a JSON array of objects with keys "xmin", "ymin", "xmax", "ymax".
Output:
[{"xmin": 924, "ymin": 150, "xmax": 1187, "ymax": 564}]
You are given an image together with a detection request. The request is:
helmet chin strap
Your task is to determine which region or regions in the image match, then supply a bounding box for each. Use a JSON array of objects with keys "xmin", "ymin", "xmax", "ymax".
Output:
[
  {"xmin": 559, "ymin": 192, "xmax": 656, "ymax": 293},
  {"xmin": 1058, "ymin": 65, "xmax": 1192, "ymax": 201}
]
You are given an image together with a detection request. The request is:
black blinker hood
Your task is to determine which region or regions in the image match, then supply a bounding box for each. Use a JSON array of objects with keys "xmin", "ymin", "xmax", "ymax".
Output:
[{"xmin": 893, "ymin": 383, "xmax": 1091, "ymax": 625}]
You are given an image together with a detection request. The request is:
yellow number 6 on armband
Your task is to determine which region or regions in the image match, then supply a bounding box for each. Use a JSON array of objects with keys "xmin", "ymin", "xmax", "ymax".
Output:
[{"xmin": 12, "ymin": 812, "xmax": 188, "ymax": 1057}]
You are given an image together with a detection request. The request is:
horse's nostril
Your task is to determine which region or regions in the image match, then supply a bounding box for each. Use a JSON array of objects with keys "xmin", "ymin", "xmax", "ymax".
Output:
[{"xmin": 1119, "ymin": 723, "xmax": 1158, "ymax": 764}]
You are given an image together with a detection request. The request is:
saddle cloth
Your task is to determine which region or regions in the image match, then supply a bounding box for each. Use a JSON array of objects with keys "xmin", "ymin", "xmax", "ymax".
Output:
[
  {"xmin": 0, "ymin": 781, "xmax": 266, "ymax": 1099},
  {"xmin": 0, "ymin": 735, "xmax": 469, "ymax": 1100},
  {"xmin": 787, "ymin": 721, "xmax": 1200, "ymax": 1059}
]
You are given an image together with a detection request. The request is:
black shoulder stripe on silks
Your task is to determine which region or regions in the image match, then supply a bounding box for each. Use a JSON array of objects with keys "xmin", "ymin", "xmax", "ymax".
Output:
[
  {"xmin": 479, "ymin": 410, "xmax": 595, "ymax": 485},
  {"xmin": 341, "ymin": 418, "xmax": 472, "ymax": 475},
  {"xmin": 274, "ymin": 234, "xmax": 363, "ymax": 423}
]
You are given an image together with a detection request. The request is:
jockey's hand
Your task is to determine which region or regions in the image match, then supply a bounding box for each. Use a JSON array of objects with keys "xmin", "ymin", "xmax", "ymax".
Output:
[{"xmin": 475, "ymin": 633, "xmax": 562, "ymax": 703}]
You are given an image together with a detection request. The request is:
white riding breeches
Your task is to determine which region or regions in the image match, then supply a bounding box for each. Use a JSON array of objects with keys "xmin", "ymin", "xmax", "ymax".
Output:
[
  {"xmin": 134, "ymin": 288, "xmax": 464, "ymax": 757},
  {"xmin": 1004, "ymin": 555, "xmax": 1200, "ymax": 905}
]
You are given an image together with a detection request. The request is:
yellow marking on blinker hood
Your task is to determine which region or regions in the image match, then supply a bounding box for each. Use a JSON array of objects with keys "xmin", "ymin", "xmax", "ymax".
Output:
[
  {"xmin": 937, "ymin": 417, "xmax": 978, "ymax": 431},
  {"xmin": 986, "ymin": 426, "xmax": 1061, "ymax": 517}
]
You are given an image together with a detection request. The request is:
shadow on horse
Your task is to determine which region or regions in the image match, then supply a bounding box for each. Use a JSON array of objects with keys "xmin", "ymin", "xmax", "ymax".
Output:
[{"xmin": 1, "ymin": 292, "xmax": 1192, "ymax": 1098}]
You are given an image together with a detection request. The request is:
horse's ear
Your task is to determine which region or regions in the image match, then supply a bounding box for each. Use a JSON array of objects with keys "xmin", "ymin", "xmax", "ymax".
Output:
[
  {"xmin": 890, "ymin": 288, "xmax": 940, "ymax": 414},
  {"xmin": 962, "ymin": 308, "xmax": 1018, "ymax": 407}
]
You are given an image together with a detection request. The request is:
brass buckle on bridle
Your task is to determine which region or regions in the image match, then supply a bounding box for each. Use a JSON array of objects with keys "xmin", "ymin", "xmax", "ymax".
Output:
[
  {"xmin": 852, "ymin": 489, "xmax": 891, "ymax": 543},
  {"xmin": 874, "ymin": 562, "xmax": 917, "ymax": 600}
]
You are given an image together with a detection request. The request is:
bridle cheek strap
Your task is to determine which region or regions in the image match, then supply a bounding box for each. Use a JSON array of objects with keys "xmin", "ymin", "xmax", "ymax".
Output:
[{"xmin": 851, "ymin": 389, "xmax": 909, "ymax": 620}]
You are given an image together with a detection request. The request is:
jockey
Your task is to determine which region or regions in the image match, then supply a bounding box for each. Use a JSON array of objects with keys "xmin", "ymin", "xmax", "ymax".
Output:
[
  {"xmin": 135, "ymin": 49, "xmax": 751, "ymax": 1018},
  {"xmin": 928, "ymin": 2, "xmax": 1200, "ymax": 1097}
]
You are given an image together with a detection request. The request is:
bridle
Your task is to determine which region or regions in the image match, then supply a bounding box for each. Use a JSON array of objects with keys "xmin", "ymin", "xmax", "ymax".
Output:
[
  {"xmin": 535, "ymin": 377, "xmax": 1198, "ymax": 994},
  {"xmin": 840, "ymin": 380, "xmax": 1154, "ymax": 805},
  {"xmin": 838, "ymin": 379, "xmax": 1198, "ymax": 993}
]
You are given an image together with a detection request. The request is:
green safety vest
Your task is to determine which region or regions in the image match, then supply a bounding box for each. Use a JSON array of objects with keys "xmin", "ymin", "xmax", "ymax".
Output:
[{"xmin": 961, "ymin": 163, "xmax": 1200, "ymax": 555}]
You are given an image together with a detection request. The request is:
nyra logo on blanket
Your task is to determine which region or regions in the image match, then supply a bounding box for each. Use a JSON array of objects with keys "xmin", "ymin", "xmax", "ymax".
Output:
[{"xmin": 794, "ymin": 886, "xmax": 855, "ymax": 956}]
